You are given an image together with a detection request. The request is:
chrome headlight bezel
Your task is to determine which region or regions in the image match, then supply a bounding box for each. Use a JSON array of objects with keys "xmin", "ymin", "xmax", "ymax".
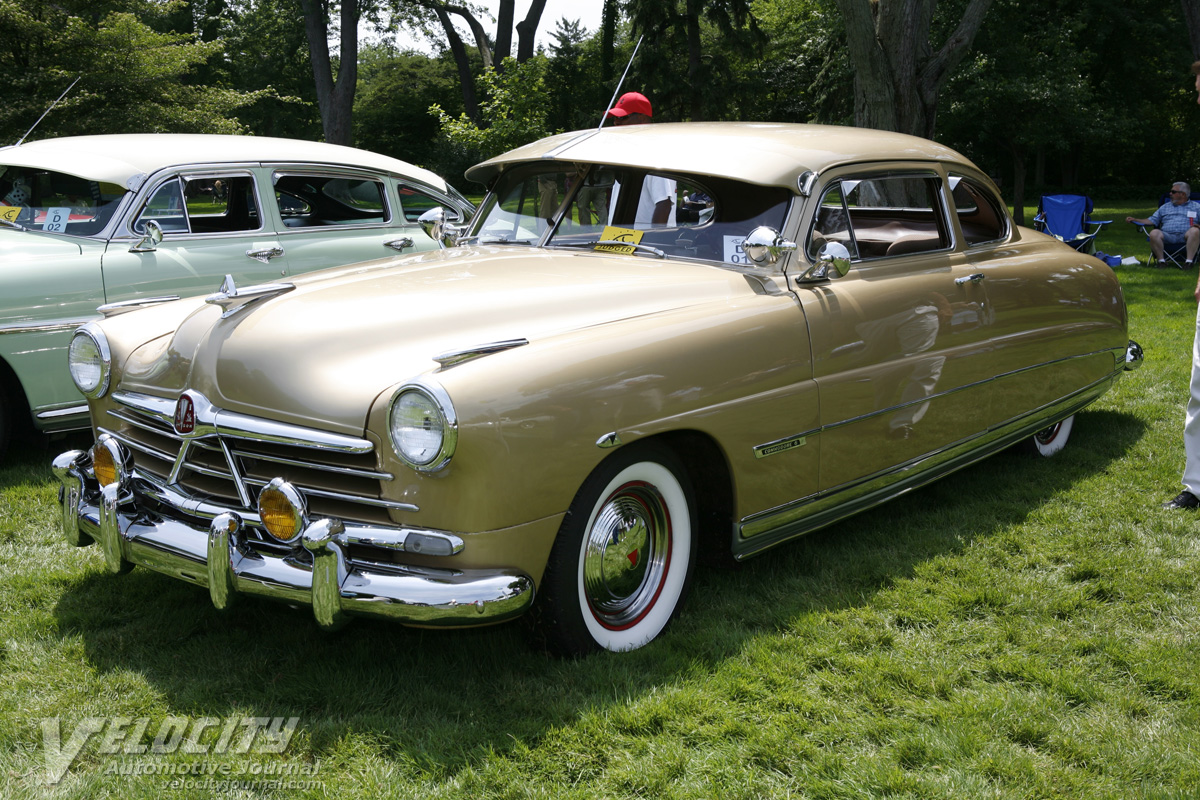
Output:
[
  {"xmin": 387, "ymin": 382, "xmax": 458, "ymax": 472},
  {"xmin": 68, "ymin": 323, "xmax": 112, "ymax": 399}
]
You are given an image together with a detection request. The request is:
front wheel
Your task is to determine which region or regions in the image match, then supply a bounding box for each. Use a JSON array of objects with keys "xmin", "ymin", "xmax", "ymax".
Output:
[
  {"xmin": 535, "ymin": 443, "xmax": 697, "ymax": 656},
  {"xmin": 1025, "ymin": 414, "xmax": 1074, "ymax": 457}
]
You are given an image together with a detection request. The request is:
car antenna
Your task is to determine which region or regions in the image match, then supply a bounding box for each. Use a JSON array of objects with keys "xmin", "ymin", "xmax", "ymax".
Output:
[
  {"xmin": 14, "ymin": 76, "xmax": 80, "ymax": 147},
  {"xmin": 597, "ymin": 35, "xmax": 644, "ymax": 131}
]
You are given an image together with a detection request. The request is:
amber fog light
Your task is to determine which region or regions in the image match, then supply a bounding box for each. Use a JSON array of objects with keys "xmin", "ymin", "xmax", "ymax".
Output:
[
  {"xmin": 91, "ymin": 435, "xmax": 128, "ymax": 489},
  {"xmin": 257, "ymin": 478, "xmax": 307, "ymax": 544}
]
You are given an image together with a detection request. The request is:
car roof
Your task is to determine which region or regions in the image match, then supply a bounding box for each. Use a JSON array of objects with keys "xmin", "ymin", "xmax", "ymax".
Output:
[
  {"xmin": 465, "ymin": 122, "xmax": 973, "ymax": 190},
  {"xmin": 0, "ymin": 133, "xmax": 448, "ymax": 191}
]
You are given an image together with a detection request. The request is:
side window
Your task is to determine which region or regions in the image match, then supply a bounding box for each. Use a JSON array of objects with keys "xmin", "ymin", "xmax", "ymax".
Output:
[
  {"xmin": 396, "ymin": 183, "xmax": 464, "ymax": 223},
  {"xmin": 809, "ymin": 173, "xmax": 950, "ymax": 261},
  {"xmin": 136, "ymin": 178, "xmax": 187, "ymax": 233},
  {"xmin": 135, "ymin": 175, "xmax": 260, "ymax": 235},
  {"xmin": 950, "ymin": 175, "xmax": 1007, "ymax": 245},
  {"xmin": 273, "ymin": 173, "xmax": 389, "ymax": 228}
]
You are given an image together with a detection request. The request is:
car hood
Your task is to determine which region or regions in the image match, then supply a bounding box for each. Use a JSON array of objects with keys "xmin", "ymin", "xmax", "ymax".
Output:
[{"xmin": 132, "ymin": 246, "xmax": 762, "ymax": 433}]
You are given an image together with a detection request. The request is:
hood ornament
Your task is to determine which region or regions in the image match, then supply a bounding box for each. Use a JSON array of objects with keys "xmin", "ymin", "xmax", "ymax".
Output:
[{"xmin": 205, "ymin": 274, "xmax": 296, "ymax": 318}]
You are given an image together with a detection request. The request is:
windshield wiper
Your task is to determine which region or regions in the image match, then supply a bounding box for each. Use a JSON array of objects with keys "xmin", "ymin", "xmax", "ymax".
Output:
[
  {"xmin": 0, "ymin": 217, "xmax": 28, "ymax": 231},
  {"xmin": 551, "ymin": 239, "xmax": 666, "ymax": 258},
  {"xmin": 478, "ymin": 237, "xmax": 533, "ymax": 245}
]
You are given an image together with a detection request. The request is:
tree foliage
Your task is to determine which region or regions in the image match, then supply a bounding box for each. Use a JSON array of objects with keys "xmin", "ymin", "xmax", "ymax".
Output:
[
  {"xmin": 0, "ymin": 0, "xmax": 275, "ymax": 143},
  {"xmin": 431, "ymin": 56, "xmax": 554, "ymax": 162}
]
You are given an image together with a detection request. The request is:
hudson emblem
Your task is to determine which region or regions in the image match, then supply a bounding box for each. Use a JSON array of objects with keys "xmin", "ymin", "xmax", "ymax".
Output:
[{"xmin": 173, "ymin": 394, "xmax": 196, "ymax": 434}]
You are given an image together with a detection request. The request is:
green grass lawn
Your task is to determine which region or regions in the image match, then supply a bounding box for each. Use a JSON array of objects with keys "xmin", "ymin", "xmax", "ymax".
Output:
[{"xmin": 3, "ymin": 207, "xmax": 1199, "ymax": 798}]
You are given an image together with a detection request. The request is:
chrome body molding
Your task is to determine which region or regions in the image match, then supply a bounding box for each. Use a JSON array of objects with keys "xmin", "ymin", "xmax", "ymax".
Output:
[
  {"xmin": 36, "ymin": 403, "xmax": 89, "ymax": 421},
  {"xmin": 734, "ymin": 369, "xmax": 1121, "ymax": 559},
  {"xmin": 112, "ymin": 391, "xmax": 374, "ymax": 454},
  {"xmin": 433, "ymin": 338, "xmax": 529, "ymax": 368},
  {"xmin": 51, "ymin": 450, "xmax": 523, "ymax": 629},
  {"xmin": 0, "ymin": 318, "xmax": 92, "ymax": 335},
  {"xmin": 97, "ymin": 296, "xmax": 181, "ymax": 316},
  {"xmin": 596, "ymin": 431, "xmax": 623, "ymax": 449}
]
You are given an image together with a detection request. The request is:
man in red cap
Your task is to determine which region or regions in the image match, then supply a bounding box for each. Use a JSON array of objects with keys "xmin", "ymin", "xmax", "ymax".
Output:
[
  {"xmin": 606, "ymin": 91, "xmax": 655, "ymax": 126},
  {"xmin": 605, "ymin": 92, "xmax": 675, "ymax": 225}
]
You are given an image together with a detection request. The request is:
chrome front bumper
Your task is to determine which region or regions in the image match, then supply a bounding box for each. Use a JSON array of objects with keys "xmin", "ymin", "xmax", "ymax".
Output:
[{"xmin": 52, "ymin": 450, "xmax": 534, "ymax": 630}]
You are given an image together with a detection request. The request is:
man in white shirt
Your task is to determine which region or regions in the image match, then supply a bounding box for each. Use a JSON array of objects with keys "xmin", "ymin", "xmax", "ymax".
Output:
[{"xmin": 606, "ymin": 92, "xmax": 675, "ymax": 227}]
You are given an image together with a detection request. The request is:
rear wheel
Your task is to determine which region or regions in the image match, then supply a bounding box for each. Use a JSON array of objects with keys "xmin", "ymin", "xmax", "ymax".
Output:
[
  {"xmin": 535, "ymin": 443, "xmax": 697, "ymax": 656},
  {"xmin": 1025, "ymin": 414, "xmax": 1074, "ymax": 457}
]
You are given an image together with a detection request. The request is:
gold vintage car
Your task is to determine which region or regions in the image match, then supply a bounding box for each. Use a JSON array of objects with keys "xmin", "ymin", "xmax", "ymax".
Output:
[{"xmin": 53, "ymin": 123, "xmax": 1141, "ymax": 655}]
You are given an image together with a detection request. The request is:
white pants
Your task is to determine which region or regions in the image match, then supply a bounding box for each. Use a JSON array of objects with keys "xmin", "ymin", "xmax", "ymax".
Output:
[{"xmin": 1184, "ymin": 303, "xmax": 1200, "ymax": 494}]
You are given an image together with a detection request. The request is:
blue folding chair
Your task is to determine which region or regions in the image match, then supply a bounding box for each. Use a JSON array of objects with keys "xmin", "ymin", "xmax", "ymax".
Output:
[{"xmin": 1033, "ymin": 194, "xmax": 1110, "ymax": 254}]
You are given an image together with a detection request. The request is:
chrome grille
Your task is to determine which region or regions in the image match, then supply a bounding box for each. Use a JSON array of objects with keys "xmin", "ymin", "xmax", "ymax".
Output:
[{"xmin": 102, "ymin": 391, "xmax": 401, "ymax": 527}]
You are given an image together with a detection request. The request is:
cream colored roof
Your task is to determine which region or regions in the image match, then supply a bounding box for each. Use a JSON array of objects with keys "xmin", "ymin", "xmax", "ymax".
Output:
[
  {"xmin": 466, "ymin": 122, "xmax": 971, "ymax": 189},
  {"xmin": 0, "ymin": 133, "xmax": 448, "ymax": 191}
]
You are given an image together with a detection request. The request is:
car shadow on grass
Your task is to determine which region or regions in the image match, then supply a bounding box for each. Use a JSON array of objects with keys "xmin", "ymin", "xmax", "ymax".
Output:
[{"xmin": 46, "ymin": 407, "xmax": 1145, "ymax": 776}]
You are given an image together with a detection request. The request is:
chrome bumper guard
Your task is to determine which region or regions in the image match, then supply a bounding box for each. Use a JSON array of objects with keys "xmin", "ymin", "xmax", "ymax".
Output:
[{"xmin": 52, "ymin": 450, "xmax": 534, "ymax": 630}]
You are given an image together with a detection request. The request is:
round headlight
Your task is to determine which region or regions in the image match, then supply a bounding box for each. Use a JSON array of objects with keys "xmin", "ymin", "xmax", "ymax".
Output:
[
  {"xmin": 388, "ymin": 385, "xmax": 457, "ymax": 471},
  {"xmin": 68, "ymin": 325, "xmax": 111, "ymax": 398}
]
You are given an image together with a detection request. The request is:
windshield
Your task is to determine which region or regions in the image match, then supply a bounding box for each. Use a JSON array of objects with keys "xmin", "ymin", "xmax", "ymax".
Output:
[
  {"xmin": 0, "ymin": 166, "xmax": 126, "ymax": 236},
  {"xmin": 473, "ymin": 164, "xmax": 793, "ymax": 266}
]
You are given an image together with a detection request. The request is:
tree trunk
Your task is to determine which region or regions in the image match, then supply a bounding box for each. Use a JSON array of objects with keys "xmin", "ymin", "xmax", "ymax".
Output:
[
  {"xmin": 432, "ymin": 5, "xmax": 480, "ymax": 122},
  {"xmin": 685, "ymin": 0, "xmax": 704, "ymax": 120},
  {"xmin": 601, "ymin": 0, "xmax": 618, "ymax": 83},
  {"xmin": 1183, "ymin": 0, "xmax": 1200, "ymax": 59},
  {"xmin": 1009, "ymin": 141, "xmax": 1026, "ymax": 226},
  {"xmin": 515, "ymin": 0, "xmax": 548, "ymax": 62},
  {"xmin": 495, "ymin": 0, "xmax": 514, "ymax": 63},
  {"xmin": 834, "ymin": 0, "xmax": 994, "ymax": 138},
  {"xmin": 299, "ymin": 0, "xmax": 358, "ymax": 145}
]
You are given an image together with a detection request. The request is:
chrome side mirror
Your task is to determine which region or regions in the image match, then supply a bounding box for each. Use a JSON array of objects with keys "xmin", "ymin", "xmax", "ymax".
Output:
[
  {"xmin": 418, "ymin": 207, "xmax": 466, "ymax": 248},
  {"xmin": 797, "ymin": 241, "xmax": 852, "ymax": 284},
  {"xmin": 129, "ymin": 219, "xmax": 164, "ymax": 253},
  {"xmin": 743, "ymin": 226, "xmax": 798, "ymax": 266}
]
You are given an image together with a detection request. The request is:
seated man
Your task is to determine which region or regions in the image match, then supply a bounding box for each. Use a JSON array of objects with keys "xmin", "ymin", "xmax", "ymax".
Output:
[{"xmin": 1127, "ymin": 182, "xmax": 1200, "ymax": 267}]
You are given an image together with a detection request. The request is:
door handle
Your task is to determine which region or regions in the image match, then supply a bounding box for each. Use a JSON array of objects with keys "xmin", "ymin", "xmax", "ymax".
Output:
[
  {"xmin": 954, "ymin": 272, "xmax": 984, "ymax": 286},
  {"xmin": 246, "ymin": 246, "xmax": 284, "ymax": 264},
  {"xmin": 385, "ymin": 237, "xmax": 414, "ymax": 252}
]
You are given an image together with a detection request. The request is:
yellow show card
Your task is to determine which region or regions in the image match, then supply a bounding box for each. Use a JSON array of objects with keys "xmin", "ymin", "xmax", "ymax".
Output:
[
  {"xmin": 0, "ymin": 205, "xmax": 21, "ymax": 223},
  {"xmin": 595, "ymin": 225, "xmax": 643, "ymax": 254}
]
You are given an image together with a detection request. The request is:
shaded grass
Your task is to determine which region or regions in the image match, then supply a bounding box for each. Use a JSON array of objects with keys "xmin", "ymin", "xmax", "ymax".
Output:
[{"xmin": 2, "ymin": 207, "xmax": 1198, "ymax": 798}]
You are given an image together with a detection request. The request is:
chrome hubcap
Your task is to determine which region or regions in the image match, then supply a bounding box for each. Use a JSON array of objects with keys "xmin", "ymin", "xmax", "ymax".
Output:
[
  {"xmin": 1034, "ymin": 422, "xmax": 1062, "ymax": 445},
  {"xmin": 583, "ymin": 481, "xmax": 671, "ymax": 629}
]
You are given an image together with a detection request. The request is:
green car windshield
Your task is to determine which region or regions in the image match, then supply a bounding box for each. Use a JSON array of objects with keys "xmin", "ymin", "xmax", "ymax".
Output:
[
  {"xmin": 473, "ymin": 163, "xmax": 792, "ymax": 267},
  {"xmin": 0, "ymin": 166, "xmax": 126, "ymax": 236}
]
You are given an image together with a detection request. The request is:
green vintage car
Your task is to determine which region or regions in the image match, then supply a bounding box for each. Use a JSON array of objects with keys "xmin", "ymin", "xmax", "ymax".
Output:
[{"xmin": 0, "ymin": 134, "xmax": 473, "ymax": 457}]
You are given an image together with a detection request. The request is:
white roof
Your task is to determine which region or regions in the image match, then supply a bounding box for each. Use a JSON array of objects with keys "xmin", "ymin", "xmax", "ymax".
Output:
[{"xmin": 0, "ymin": 133, "xmax": 448, "ymax": 191}]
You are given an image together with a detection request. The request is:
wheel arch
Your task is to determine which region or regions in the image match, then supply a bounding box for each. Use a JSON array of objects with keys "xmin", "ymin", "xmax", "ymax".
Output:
[{"xmin": 621, "ymin": 429, "xmax": 737, "ymax": 566}]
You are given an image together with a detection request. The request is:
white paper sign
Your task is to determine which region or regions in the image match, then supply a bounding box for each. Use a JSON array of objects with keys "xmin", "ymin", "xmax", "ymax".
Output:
[
  {"xmin": 724, "ymin": 235, "xmax": 748, "ymax": 265},
  {"xmin": 42, "ymin": 207, "xmax": 71, "ymax": 232}
]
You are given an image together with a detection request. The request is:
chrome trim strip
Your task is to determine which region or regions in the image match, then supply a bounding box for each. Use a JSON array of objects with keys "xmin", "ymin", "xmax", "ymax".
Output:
[
  {"xmin": 37, "ymin": 404, "xmax": 89, "ymax": 420},
  {"xmin": 735, "ymin": 371, "xmax": 1118, "ymax": 558},
  {"xmin": 237, "ymin": 475, "xmax": 418, "ymax": 512},
  {"xmin": 818, "ymin": 347, "xmax": 1123, "ymax": 434},
  {"xmin": 0, "ymin": 318, "xmax": 91, "ymax": 335},
  {"xmin": 112, "ymin": 391, "xmax": 373, "ymax": 454},
  {"xmin": 220, "ymin": 438, "xmax": 254, "ymax": 508},
  {"xmin": 97, "ymin": 296, "xmax": 180, "ymax": 316},
  {"xmin": 229, "ymin": 448, "xmax": 394, "ymax": 481},
  {"xmin": 434, "ymin": 338, "xmax": 529, "ymax": 368}
]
